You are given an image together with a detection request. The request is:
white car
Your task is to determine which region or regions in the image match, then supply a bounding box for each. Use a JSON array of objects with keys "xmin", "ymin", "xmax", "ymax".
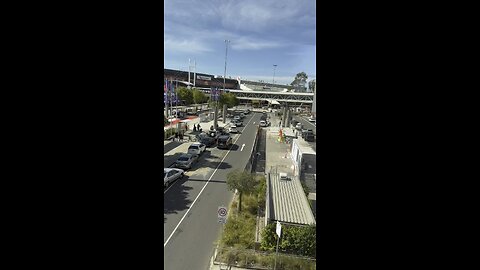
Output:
[
  {"xmin": 229, "ymin": 125, "xmax": 239, "ymax": 133},
  {"xmin": 164, "ymin": 168, "xmax": 184, "ymax": 187},
  {"xmin": 188, "ymin": 143, "xmax": 206, "ymax": 155},
  {"xmin": 233, "ymin": 116, "xmax": 240, "ymax": 121},
  {"xmin": 295, "ymin": 123, "xmax": 303, "ymax": 130},
  {"xmin": 308, "ymin": 117, "xmax": 316, "ymax": 122},
  {"xmin": 259, "ymin": 120, "xmax": 267, "ymax": 127}
]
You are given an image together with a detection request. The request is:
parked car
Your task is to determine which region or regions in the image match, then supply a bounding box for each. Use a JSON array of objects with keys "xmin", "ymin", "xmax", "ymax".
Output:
[
  {"xmin": 295, "ymin": 123, "xmax": 303, "ymax": 130},
  {"xmin": 239, "ymin": 113, "xmax": 245, "ymax": 119},
  {"xmin": 217, "ymin": 135, "xmax": 233, "ymax": 149},
  {"xmin": 164, "ymin": 168, "xmax": 184, "ymax": 187},
  {"xmin": 232, "ymin": 120, "xmax": 243, "ymax": 127},
  {"xmin": 197, "ymin": 133, "xmax": 216, "ymax": 147},
  {"xmin": 188, "ymin": 142, "xmax": 206, "ymax": 155},
  {"xmin": 233, "ymin": 115, "xmax": 240, "ymax": 121},
  {"xmin": 308, "ymin": 117, "xmax": 316, "ymax": 122},
  {"xmin": 304, "ymin": 132, "xmax": 315, "ymax": 142},
  {"xmin": 259, "ymin": 120, "xmax": 267, "ymax": 127},
  {"xmin": 301, "ymin": 129, "xmax": 313, "ymax": 138},
  {"xmin": 174, "ymin": 153, "xmax": 198, "ymax": 169},
  {"xmin": 229, "ymin": 125, "xmax": 239, "ymax": 133}
]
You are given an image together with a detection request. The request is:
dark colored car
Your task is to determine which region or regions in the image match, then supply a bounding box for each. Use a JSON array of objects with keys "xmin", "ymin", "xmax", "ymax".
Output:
[
  {"xmin": 197, "ymin": 133, "xmax": 216, "ymax": 147},
  {"xmin": 217, "ymin": 135, "xmax": 233, "ymax": 149},
  {"xmin": 301, "ymin": 129, "xmax": 314, "ymax": 138},
  {"xmin": 304, "ymin": 131, "xmax": 315, "ymax": 142}
]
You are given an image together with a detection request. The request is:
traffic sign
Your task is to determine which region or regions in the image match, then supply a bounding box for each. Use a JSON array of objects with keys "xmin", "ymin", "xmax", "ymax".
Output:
[{"xmin": 218, "ymin": 206, "xmax": 227, "ymax": 224}]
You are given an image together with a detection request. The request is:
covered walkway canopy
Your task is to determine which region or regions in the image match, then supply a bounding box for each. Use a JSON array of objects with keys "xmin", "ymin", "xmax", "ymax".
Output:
[
  {"xmin": 267, "ymin": 99, "xmax": 280, "ymax": 105},
  {"xmin": 266, "ymin": 172, "xmax": 316, "ymax": 226}
]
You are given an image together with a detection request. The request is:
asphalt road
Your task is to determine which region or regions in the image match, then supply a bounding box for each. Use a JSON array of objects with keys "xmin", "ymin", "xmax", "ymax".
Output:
[
  {"xmin": 292, "ymin": 115, "xmax": 317, "ymax": 151},
  {"xmin": 163, "ymin": 112, "xmax": 262, "ymax": 270}
]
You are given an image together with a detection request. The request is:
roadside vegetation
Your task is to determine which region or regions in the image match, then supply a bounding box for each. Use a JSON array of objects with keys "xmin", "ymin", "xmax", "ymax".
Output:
[{"xmin": 216, "ymin": 171, "xmax": 316, "ymax": 269}]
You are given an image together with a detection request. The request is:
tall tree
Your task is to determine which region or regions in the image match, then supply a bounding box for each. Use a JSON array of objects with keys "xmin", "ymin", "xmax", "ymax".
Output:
[
  {"xmin": 226, "ymin": 170, "xmax": 258, "ymax": 213},
  {"xmin": 219, "ymin": 92, "xmax": 239, "ymax": 108},
  {"xmin": 192, "ymin": 89, "xmax": 208, "ymax": 105},
  {"xmin": 176, "ymin": 87, "xmax": 193, "ymax": 105},
  {"xmin": 290, "ymin": 72, "xmax": 308, "ymax": 91},
  {"xmin": 308, "ymin": 79, "xmax": 316, "ymax": 92}
]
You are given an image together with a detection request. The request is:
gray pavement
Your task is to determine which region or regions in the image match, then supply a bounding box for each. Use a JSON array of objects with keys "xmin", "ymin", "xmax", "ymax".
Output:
[{"xmin": 164, "ymin": 112, "xmax": 263, "ymax": 270}]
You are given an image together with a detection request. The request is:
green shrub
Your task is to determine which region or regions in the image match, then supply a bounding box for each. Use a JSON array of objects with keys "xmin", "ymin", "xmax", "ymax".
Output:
[
  {"xmin": 256, "ymin": 175, "xmax": 266, "ymax": 208},
  {"xmin": 260, "ymin": 223, "xmax": 316, "ymax": 258},
  {"xmin": 221, "ymin": 213, "xmax": 256, "ymax": 249}
]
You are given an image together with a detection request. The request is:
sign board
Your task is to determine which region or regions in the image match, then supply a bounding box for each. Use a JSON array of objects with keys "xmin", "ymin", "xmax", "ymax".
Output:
[
  {"xmin": 197, "ymin": 75, "xmax": 212, "ymax": 81},
  {"xmin": 218, "ymin": 206, "xmax": 227, "ymax": 224},
  {"xmin": 276, "ymin": 221, "xmax": 282, "ymax": 237}
]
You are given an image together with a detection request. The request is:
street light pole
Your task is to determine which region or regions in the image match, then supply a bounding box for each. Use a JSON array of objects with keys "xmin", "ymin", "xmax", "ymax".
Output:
[
  {"xmin": 273, "ymin": 64, "xmax": 277, "ymax": 84},
  {"xmin": 215, "ymin": 40, "xmax": 230, "ymax": 130},
  {"xmin": 224, "ymin": 40, "xmax": 230, "ymax": 92}
]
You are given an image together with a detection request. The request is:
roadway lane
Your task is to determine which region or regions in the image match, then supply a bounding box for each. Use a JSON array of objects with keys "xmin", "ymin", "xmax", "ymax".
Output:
[{"xmin": 164, "ymin": 112, "xmax": 262, "ymax": 270}]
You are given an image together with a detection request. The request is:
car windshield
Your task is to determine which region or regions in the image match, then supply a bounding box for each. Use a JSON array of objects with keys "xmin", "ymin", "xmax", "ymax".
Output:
[
  {"xmin": 178, "ymin": 157, "xmax": 189, "ymax": 161},
  {"xmin": 189, "ymin": 146, "xmax": 198, "ymax": 149}
]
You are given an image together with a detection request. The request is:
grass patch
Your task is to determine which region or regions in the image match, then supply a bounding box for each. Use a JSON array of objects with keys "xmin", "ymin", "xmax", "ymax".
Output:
[{"xmin": 220, "ymin": 211, "xmax": 256, "ymax": 249}]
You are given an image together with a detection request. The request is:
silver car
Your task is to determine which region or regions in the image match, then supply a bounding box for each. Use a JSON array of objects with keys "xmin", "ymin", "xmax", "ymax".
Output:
[
  {"xmin": 174, "ymin": 153, "xmax": 198, "ymax": 170},
  {"xmin": 164, "ymin": 168, "xmax": 184, "ymax": 187}
]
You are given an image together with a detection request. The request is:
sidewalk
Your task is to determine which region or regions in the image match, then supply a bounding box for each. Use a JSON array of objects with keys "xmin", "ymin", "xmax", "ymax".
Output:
[{"xmin": 163, "ymin": 141, "xmax": 195, "ymax": 168}]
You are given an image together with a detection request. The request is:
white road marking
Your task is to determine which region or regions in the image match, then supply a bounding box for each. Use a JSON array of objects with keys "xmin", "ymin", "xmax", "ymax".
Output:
[
  {"xmin": 164, "ymin": 114, "xmax": 257, "ymax": 248},
  {"xmin": 240, "ymin": 143, "xmax": 245, "ymax": 151}
]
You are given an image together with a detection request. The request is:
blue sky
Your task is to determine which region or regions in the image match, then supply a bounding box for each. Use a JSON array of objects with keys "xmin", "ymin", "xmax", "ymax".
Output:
[{"xmin": 164, "ymin": 0, "xmax": 316, "ymax": 85}]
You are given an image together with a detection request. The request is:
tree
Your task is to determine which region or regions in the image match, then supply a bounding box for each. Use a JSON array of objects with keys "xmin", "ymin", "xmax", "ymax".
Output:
[
  {"xmin": 176, "ymin": 87, "xmax": 193, "ymax": 105},
  {"xmin": 308, "ymin": 79, "xmax": 316, "ymax": 93},
  {"xmin": 219, "ymin": 92, "xmax": 239, "ymax": 108},
  {"xmin": 192, "ymin": 89, "xmax": 208, "ymax": 105},
  {"xmin": 226, "ymin": 170, "xmax": 258, "ymax": 213},
  {"xmin": 290, "ymin": 72, "xmax": 308, "ymax": 92}
]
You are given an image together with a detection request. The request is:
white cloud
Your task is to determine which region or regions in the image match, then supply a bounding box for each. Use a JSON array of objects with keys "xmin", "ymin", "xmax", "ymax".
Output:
[
  {"xmin": 164, "ymin": 38, "xmax": 213, "ymax": 54},
  {"xmin": 230, "ymin": 37, "xmax": 284, "ymax": 50}
]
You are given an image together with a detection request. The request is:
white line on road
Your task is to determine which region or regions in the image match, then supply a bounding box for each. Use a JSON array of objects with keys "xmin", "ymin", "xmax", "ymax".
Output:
[
  {"xmin": 240, "ymin": 143, "xmax": 245, "ymax": 151},
  {"xmin": 164, "ymin": 114, "xmax": 257, "ymax": 248}
]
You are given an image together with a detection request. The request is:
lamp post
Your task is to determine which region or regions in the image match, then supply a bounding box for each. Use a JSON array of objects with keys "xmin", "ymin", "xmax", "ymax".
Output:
[
  {"xmin": 273, "ymin": 64, "xmax": 277, "ymax": 84},
  {"xmin": 215, "ymin": 40, "xmax": 230, "ymax": 130},
  {"xmin": 224, "ymin": 40, "xmax": 230, "ymax": 91}
]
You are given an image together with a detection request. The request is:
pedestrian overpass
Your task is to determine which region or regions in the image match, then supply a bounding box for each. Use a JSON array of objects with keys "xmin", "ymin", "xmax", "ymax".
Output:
[{"xmin": 197, "ymin": 88, "xmax": 314, "ymax": 105}]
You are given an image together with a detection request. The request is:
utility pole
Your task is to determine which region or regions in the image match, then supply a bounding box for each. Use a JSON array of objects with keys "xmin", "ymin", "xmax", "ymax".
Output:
[
  {"xmin": 215, "ymin": 40, "xmax": 230, "ymax": 130},
  {"xmin": 224, "ymin": 40, "xmax": 230, "ymax": 93},
  {"xmin": 273, "ymin": 64, "xmax": 277, "ymax": 84},
  {"xmin": 188, "ymin": 58, "xmax": 191, "ymax": 88},
  {"xmin": 193, "ymin": 59, "xmax": 196, "ymax": 87}
]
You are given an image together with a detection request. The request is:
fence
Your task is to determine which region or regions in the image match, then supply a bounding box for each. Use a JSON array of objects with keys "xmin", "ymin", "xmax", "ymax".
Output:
[{"xmin": 244, "ymin": 125, "xmax": 262, "ymax": 172}]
